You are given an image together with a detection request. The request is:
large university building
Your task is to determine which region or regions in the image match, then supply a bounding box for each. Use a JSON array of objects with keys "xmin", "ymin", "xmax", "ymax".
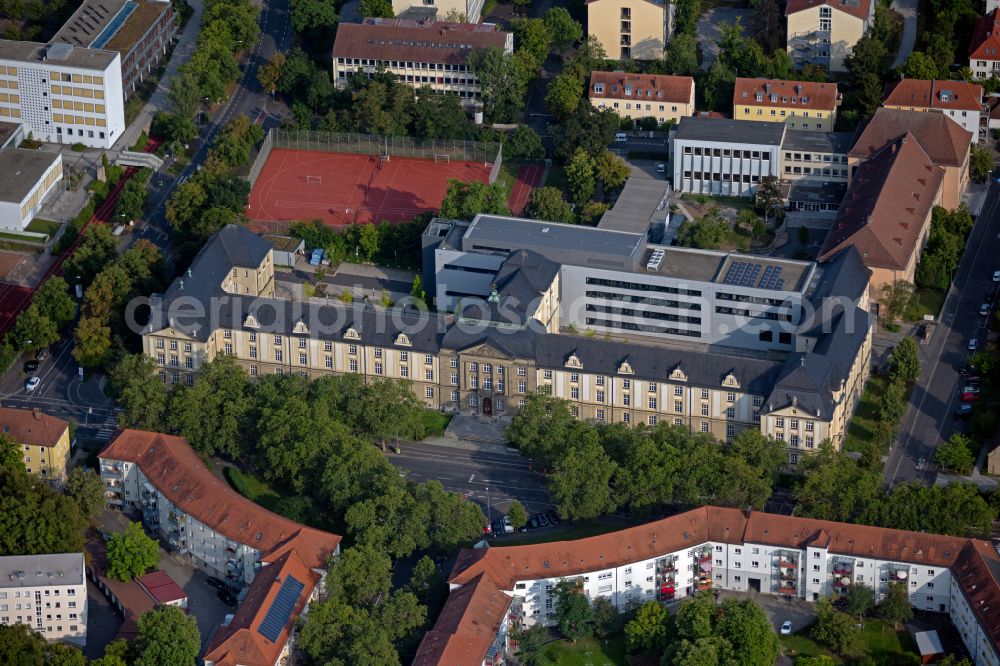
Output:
[
  {"xmin": 414, "ymin": 507, "xmax": 1000, "ymax": 666},
  {"xmin": 141, "ymin": 222, "xmax": 872, "ymax": 462},
  {"xmin": 0, "ymin": 553, "xmax": 87, "ymax": 646}
]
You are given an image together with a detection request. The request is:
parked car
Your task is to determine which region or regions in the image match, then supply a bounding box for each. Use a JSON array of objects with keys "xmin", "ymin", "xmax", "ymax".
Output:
[
  {"xmin": 968, "ymin": 339, "xmax": 978, "ymax": 351},
  {"xmin": 25, "ymin": 377, "xmax": 39, "ymax": 392},
  {"xmin": 34, "ymin": 348, "xmax": 48, "ymax": 361},
  {"xmin": 217, "ymin": 589, "xmax": 237, "ymax": 606},
  {"xmin": 546, "ymin": 510, "xmax": 561, "ymax": 526},
  {"xmin": 23, "ymin": 360, "xmax": 38, "ymax": 373},
  {"xmin": 993, "ymin": 270, "xmax": 1000, "ymax": 282},
  {"xmin": 954, "ymin": 404, "xmax": 974, "ymax": 418},
  {"xmin": 502, "ymin": 515, "xmax": 514, "ymax": 534},
  {"xmin": 483, "ymin": 522, "xmax": 492, "ymax": 535},
  {"xmin": 615, "ymin": 132, "xmax": 628, "ymax": 143},
  {"xmin": 205, "ymin": 577, "xmax": 226, "ymax": 590},
  {"xmin": 916, "ymin": 457, "xmax": 926, "ymax": 470},
  {"xmin": 961, "ymin": 392, "xmax": 980, "ymax": 402},
  {"xmin": 537, "ymin": 513, "xmax": 550, "ymax": 528},
  {"xmin": 981, "ymin": 303, "xmax": 991, "ymax": 316},
  {"xmin": 528, "ymin": 515, "xmax": 539, "ymax": 529},
  {"xmin": 780, "ymin": 621, "xmax": 792, "ymax": 635},
  {"xmin": 656, "ymin": 163, "xmax": 666, "ymax": 173},
  {"xmin": 491, "ymin": 519, "xmax": 504, "ymax": 537}
]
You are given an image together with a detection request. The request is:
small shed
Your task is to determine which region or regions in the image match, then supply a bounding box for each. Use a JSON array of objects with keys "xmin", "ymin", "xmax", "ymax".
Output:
[
  {"xmin": 263, "ymin": 234, "xmax": 305, "ymax": 268},
  {"xmin": 913, "ymin": 630, "xmax": 945, "ymax": 664}
]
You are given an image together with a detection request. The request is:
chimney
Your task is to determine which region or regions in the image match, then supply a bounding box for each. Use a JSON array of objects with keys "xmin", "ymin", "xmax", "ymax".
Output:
[
  {"xmin": 796, "ymin": 84, "xmax": 803, "ymax": 95},
  {"xmin": 765, "ymin": 82, "xmax": 771, "ymax": 95},
  {"xmin": 32, "ymin": 409, "xmax": 42, "ymax": 421}
]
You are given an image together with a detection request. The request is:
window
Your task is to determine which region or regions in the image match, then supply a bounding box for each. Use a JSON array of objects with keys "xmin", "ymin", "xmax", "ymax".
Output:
[
  {"xmin": 790, "ymin": 419, "xmax": 799, "ymax": 430},
  {"xmin": 451, "ymin": 358, "xmax": 459, "ymax": 368},
  {"xmin": 648, "ymin": 415, "xmax": 657, "ymax": 425},
  {"xmin": 425, "ymin": 354, "xmax": 433, "ymax": 366},
  {"xmin": 517, "ymin": 366, "xmax": 526, "ymax": 376},
  {"xmin": 675, "ymin": 401, "xmax": 683, "ymax": 413},
  {"xmin": 425, "ymin": 387, "xmax": 434, "ymax": 398},
  {"xmin": 623, "ymin": 413, "xmax": 631, "ymax": 423},
  {"xmin": 374, "ymin": 348, "xmax": 383, "ymax": 359},
  {"xmin": 623, "ymin": 379, "xmax": 631, "ymax": 390},
  {"xmin": 623, "ymin": 394, "xmax": 630, "ymax": 406},
  {"xmin": 753, "ymin": 395, "xmax": 763, "ymax": 407},
  {"xmin": 374, "ymin": 362, "xmax": 384, "ymax": 375},
  {"xmin": 674, "ymin": 386, "xmax": 683, "ymax": 396},
  {"xmin": 298, "ymin": 353, "xmax": 307, "ymax": 365},
  {"xmin": 451, "ymin": 390, "xmax": 459, "ymax": 402},
  {"xmin": 596, "ymin": 390, "xmax": 605, "ymax": 402},
  {"xmin": 726, "ymin": 392, "xmax": 735, "ymax": 402},
  {"xmin": 727, "ymin": 424, "xmax": 735, "ymax": 437},
  {"xmin": 324, "ymin": 341, "xmax": 332, "ymax": 352},
  {"xmin": 571, "ymin": 387, "xmax": 579, "ymax": 399},
  {"xmin": 400, "ymin": 351, "xmax": 409, "ymax": 362},
  {"xmin": 518, "ymin": 381, "xmax": 527, "ymax": 393},
  {"xmin": 274, "ymin": 350, "xmax": 283, "ymax": 362},
  {"xmin": 543, "ymin": 369, "xmax": 552, "ymax": 379},
  {"xmin": 570, "ymin": 372, "xmax": 579, "ymax": 382},
  {"xmin": 701, "ymin": 421, "xmax": 709, "ymax": 432},
  {"xmin": 805, "ymin": 421, "xmax": 814, "ymax": 432},
  {"xmin": 469, "ymin": 395, "xmax": 478, "ymax": 407},
  {"xmin": 274, "ymin": 335, "xmax": 282, "ymax": 345},
  {"xmin": 701, "ymin": 388, "xmax": 709, "ymax": 399},
  {"xmin": 596, "ymin": 376, "xmax": 604, "ymax": 386},
  {"xmin": 425, "ymin": 369, "xmax": 433, "ymax": 381},
  {"xmin": 726, "ymin": 407, "xmax": 735, "ymax": 419},
  {"xmin": 349, "ymin": 359, "xmax": 358, "ymax": 372},
  {"xmin": 701, "ymin": 404, "xmax": 709, "ymax": 416},
  {"xmin": 596, "ymin": 409, "xmax": 605, "ymax": 420},
  {"xmin": 775, "ymin": 417, "xmax": 785, "ymax": 427},
  {"xmin": 648, "ymin": 382, "xmax": 657, "ymax": 392}
]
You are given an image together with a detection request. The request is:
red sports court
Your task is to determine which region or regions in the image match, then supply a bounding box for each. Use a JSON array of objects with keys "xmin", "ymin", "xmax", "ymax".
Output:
[{"xmin": 248, "ymin": 148, "xmax": 492, "ymax": 226}]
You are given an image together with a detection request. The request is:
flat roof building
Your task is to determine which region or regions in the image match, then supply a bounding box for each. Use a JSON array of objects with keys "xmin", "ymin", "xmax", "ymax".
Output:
[
  {"xmin": 0, "ymin": 148, "xmax": 62, "ymax": 231},
  {"xmin": 0, "ymin": 553, "xmax": 87, "ymax": 646},
  {"xmin": 332, "ymin": 19, "xmax": 512, "ymax": 106}
]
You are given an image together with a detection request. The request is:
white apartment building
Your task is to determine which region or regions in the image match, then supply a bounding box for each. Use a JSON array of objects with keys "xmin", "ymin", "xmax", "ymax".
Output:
[
  {"xmin": 882, "ymin": 78, "xmax": 984, "ymax": 143},
  {"xmin": 0, "ymin": 147, "xmax": 62, "ymax": 231},
  {"xmin": 672, "ymin": 116, "xmax": 785, "ymax": 197},
  {"xmin": 416, "ymin": 507, "xmax": 1000, "ymax": 666},
  {"xmin": 0, "ymin": 41, "xmax": 125, "ymax": 149},
  {"xmin": 0, "ymin": 553, "xmax": 87, "ymax": 646}
]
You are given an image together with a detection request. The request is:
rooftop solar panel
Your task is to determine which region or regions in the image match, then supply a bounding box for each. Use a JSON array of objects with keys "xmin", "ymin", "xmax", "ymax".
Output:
[{"xmin": 257, "ymin": 575, "xmax": 305, "ymax": 643}]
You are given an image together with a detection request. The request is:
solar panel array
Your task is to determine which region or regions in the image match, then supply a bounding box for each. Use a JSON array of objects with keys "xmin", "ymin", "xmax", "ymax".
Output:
[
  {"xmin": 721, "ymin": 261, "xmax": 785, "ymax": 290},
  {"xmin": 257, "ymin": 575, "xmax": 305, "ymax": 643}
]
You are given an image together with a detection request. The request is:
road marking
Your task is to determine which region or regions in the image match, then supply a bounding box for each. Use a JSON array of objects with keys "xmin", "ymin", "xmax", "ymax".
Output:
[{"xmin": 468, "ymin": 474, "xmax": 475, "ymax": 483}]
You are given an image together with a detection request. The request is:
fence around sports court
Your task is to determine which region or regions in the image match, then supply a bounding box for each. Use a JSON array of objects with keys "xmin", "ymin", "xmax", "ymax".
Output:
[{"xmin": 249, "ymin": 129, "xmax": 503, "ymax": 187}]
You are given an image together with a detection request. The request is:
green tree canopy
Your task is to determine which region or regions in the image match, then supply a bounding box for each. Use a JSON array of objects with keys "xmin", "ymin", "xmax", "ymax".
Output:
[
  {"xmin": 553, "ymin": 580, "xmax": 592, "ymax": 642},
  {"xmin": 810, "ymin": 598, "xmax": 859, "ymax": 654},
  {"xmin": 935, "ymin": 433, "xmax": 976, "ymax": 475},
  {"xmin": 565, "ymin": 147, "xmax": 596, "ymax": 208},
  {"xmin": 439, "ymin": 179, "xmax": 510, "ymax": 220},
  {"xmin": 0, "ymin": 464, "xmax": 85, "ymax": 555},
  {"xmin": 106, "ymin": 521, "xmax": 160, "ymax": 581},
  {"xmin": 525, "ymin": 186, "xmax": 575, "ymax": 224},
  {"xmin": 625, "ymin": 600, "xmax": 670, "ymax": 653},
  {"xmin": 133, "ymin": 605, "xmax": 200, "ymax": 666},
  {"xmin": 888, "ymin": 337, "xmax": 921, "ymax": 383},
  {"xmin": 109, "ymin": 353, "xmax": 168, "ymax": 431},
  {"xmin": 65, "ymin": 468, "xmax": 104, "ymax": 522}
]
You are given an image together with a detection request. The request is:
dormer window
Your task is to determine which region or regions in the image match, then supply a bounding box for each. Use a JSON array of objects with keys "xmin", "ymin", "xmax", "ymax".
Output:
[
  {"xmin": 755, "ymin": 93, "xmax": 763, "ymax": 102},
  {"xmin": 771, "ymin": 94, "xmax": 778, "ymax": 103},
  {"xmin": 594, "ymin": 82, "xmax": 604, "ymax": 93},
  {"xmin": 624, "ymin": 85, "xmax": 632, "ymax": 95}
]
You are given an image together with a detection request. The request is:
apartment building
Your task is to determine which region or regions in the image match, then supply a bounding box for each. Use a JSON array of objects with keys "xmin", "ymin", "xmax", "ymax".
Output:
[
  {"xmin": 970, "ymin": 10, "xmax": 1000, "ymax": 81},
  {"xmin": 733, "ymin": 78, "xmax": 840, "ymax": 131},
  {"xmin": 414, "ymin": 507, "xmax": 1000, "ymax": 666},
  {"xmin": 331, "ymin": 19, "xmax": 512, "ymax": 106},
  {"xmin": 882, "ymin": 78, "xmax": 984, "ymax": 141},
  {"xmin": 0, "ymin": 41, "xmax": 125, "ymax": 149},
  {"xmin": 391, "ymin": 0, "xmax": 485, "ymax": 23},
  {"xmin": 0, "ymin": 407, "xmax": 71, "ymax": 485},
  {"xmin": 0, "ymin": 147, "xmax": 62, "ymax": 231},
  {"xmin": 672, "ymin": 116, "xmax": 785, "ymax": 197},
  {"xmin": 849, "ymin": 108, "xmax": 971, "ymax": 210},
  {"xmin": 586, "ymin": 0, "xmax": 673, "ymax": 60},
  {"xmin": 141, "ymin": 223, "xmax": 872, "ymax": 458},
  {"xmin": 51, "ymin": 0, "xmax": 176, "ymax": 98},
  {"xmin": 0, "ymin": 553, "xmax": 87, "ymax": 646},
  {"xmin": 820, "ymin": 134, "xmax": 943, "ymax": 294},
  {"xmin": 589, "ymin": 71, "xmax": 694, "ymax": 125},
  {"xmin": 785, "ymin": 0, "xmax": 874, "ymax": 71}
]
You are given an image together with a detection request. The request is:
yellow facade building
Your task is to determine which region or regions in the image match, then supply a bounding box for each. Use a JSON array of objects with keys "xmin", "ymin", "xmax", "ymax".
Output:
[
  {"xmin": 0, "ymin": 407, "xmax": 71, "ymax": 484},
  {"xmin": 586, "ymin": 0, "xmax": 673, "ymax": 60},
  {"xmin": 785, "ymin": 0, "xmax": 874, "ymax": 72},
  {"xmin": 733, "ymin": 78, "xmax": 839, "ymax": 131},
  {"xmin": 589, "ymin": 71, "xmax": 694, "ymax": 124}
]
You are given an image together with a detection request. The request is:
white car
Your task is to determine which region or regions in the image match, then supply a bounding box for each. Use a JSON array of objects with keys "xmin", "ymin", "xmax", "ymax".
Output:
[
  {"xmin": 502, "ymin": 515, "xmax": 514, "ymax": 534},
  {"xmin": 981, "ymin": 303, "xmax": 991, "ymax": 316},
  {"xmin": 656, "ymin": 163, "xmax": 666, "ymax": 173},
  {"xmin": 780, "ymin": 621, "xmax": 792, "ymax": 635},
  {"xmin": 25, "ymin": 377, "xmax": 40, "ymax": 392},
  {"xmin": 993, "ymin": 270, "xmax": 1000, "ymax": 282},
  {"xmin": 968, "ymin": 339, "xmax": 978, "ymax": 351},
  {"xmin": 916, "ymin": 457, "xmax": 926, "ymax": 470}
]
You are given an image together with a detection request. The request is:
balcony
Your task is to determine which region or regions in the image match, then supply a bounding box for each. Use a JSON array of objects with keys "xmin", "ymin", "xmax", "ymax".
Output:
[
  {"xmin": 100, "ymin": 465, "xmax": 121, "ymax": 476},
  {"xmin": 884, "ymin": 564, "xmax": 909, "ymax": 583},
  {"xmin": 778, "ymin": 581, "xmax": 797, "ymax": 595}
]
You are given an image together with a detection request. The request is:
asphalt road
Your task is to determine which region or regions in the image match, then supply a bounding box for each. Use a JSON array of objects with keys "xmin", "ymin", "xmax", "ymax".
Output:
[
  {"xmin": 884, "ymin": 180, "xmax": 1000, "ymax": 485},
  {"xmin": 385, "ymin": 441, "xmax": 553, "ymax": 515}
]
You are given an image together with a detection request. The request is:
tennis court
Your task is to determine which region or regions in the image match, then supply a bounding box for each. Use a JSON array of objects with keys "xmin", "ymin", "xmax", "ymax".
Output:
[{"xmin": 247, "ymin": 148, "xmax": 492, "ymax": 226}]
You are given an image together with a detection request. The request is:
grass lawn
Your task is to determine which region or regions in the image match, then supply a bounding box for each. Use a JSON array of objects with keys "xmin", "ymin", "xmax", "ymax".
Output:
[
  {"xmin": 843, "ymin": 374, "xmax": 890, "ymax": 455},
  {"xmin": 495, "ymin": 159, "xmax": 526, "ymax": 197},
  {"xmin": 907, "ymin": 288, "xmax": 946, "ymax": 321},
  {"xmin": 496, "ymin": 522, "xmax": 629, "ymax": 546},
  {"xmin": 420, "ymin": 409, "xmax": 454, "ymax": 437},
  {"xmin": 781, "ymin": 620, "xmax": 915, "ymax": 664},
  {"xmin": 538, "ymin": 635, "xmax": 627, "ymax": 666},
  {"xmin": 25, "ymin": 219, "xmax": 60, "ymax": 236},
  {"xmin": 224, "ymin": 466, "xmax": 282, "ymax": 512},
  {"xmin": 224, "ymin": 465, "xmax": 339, "ymax": 532}
]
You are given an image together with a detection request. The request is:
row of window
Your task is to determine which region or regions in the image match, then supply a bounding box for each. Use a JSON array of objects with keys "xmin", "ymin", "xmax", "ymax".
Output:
[
  {"xmin": 681, "ymin": 171, "xmax": 767, "ymax": 184},
  {"xmin": 783, "ymin": 151, "xmax": 847, "ymax": 164},
  {"xmin": 785, "ymin": 165, "xmax": 847, "ymax": 178},
  {"xmin": 682, "ymin": 146, "xmax": 773, "ymax": 160},
  {"xmin": 335, "ymin": 58, "xmax": 471, "ymax": 72},
  {"xmin": 774, "ymin": 417, "xmax": 814, "ymax": 431}
]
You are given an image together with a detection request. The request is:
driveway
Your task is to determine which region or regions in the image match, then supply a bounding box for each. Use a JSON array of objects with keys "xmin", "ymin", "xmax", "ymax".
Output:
[
  {"xmin": 891, "ymin": 0, "xmax": 918, "ymax": 69},
  {"xmin": 716, "ymin": 589, "xmax": 818, "ymax": 635},
  {"xmin": 697, "ymin": 8, "xmax": 753, "ymax": 68}
]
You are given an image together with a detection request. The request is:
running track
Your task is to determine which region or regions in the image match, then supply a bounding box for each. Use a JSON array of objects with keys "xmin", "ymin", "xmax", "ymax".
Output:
[{"xmin": 507, "ymin": 164, "xmax": 545, "ymax": 216}]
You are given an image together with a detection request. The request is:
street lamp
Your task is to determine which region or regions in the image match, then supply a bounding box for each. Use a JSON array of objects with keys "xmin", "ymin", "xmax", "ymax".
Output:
[{"xmin": 486, "ymin": 486, "xmax": 491, "ymax": 526}]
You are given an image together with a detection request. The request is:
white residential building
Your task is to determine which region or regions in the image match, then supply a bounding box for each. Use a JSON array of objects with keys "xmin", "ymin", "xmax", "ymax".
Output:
[{"xmin": 0, "ymin": 553, "xmax": 87, "ymax": 646}]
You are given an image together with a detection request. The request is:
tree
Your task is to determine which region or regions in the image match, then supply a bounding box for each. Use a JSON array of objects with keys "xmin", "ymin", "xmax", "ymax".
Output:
[
  {"xmin": 65, "ymin": 468, "xmax": 104, "ymax": 522},
  {"xmin": 664, "ymin": 32, "xmax": 699, "ymax": 75},
  {"xmin": 878, "ymin": 583, "xmax": 913, "ymax": 624},
  {"xmin": 545, "ymin": 71, "xmax": 584, "ymax": 118},
  {"xmin": 168, "ymin": 355, "xmax": 251, "ymax": 457},
  {"xmin": 902, "ymin": 51, "xmax": 941, "ymax": 79},
  {"xmin": 326, "ymin": 543, "xmax": 393, "ymax": 606},
  {"xmin": 553, "ymin": 580, "xmax": 592, "ymax": 642},
  {"xmin": 880, "ymin": 281, "xmax": 914, "ymax": 322},
  {"xmin": 11, "ymin": 303, "xmax": 57, "ymax": 350},
  {"xmin": 676, "ymin": 211, "xmax": 729, "ymax": 249},
  {"xmin": 513, "ymin": 625, "xmax": 548, "ymax": 666},
  {"xmin": 625, "ymin": 600, "xmax": 670, "ymax": 653},
  {"xmin": 750, "ymin": 0, "xmax": 783, "ymax": 52},
  {"xmin": 971, "ymin": 144, "xmax": 994, "ymax": 182},
  {"xmin": 470, "ymin": 46, "xmax": 530, "ymax": 123},
  {"xmin": 843, "ymin": 582, "xmax": 875, "ymax": 619},
  {"xmin": 406, "ymin": 555, "xmax": 447, "ymax": 613},
  {"xmin": 504, "ymin": 124, "xmax": 545, "ymax": 159},
  {"xmin": 257, "ymin": 53, "xmax": 285, "ymax": 95},
  {"xmin": 0, "ymin": 463, "xmax": 86, "ymax": 556},
  {"xmin": 590, "ymin": 596, "xmax": 621, "ymax": 640},
  {"xmin": 565, "ymin": 147, "xmax": 596, "ymax": 207},
  {"xmin": 755, "ymin": 175, "xmax": 783, "ymax": 225},
  {"xmin": 72, "ymin": 315, "xmax": 112, "ymax": 367},
  {"xmin": 0, "ymin": 624, "xmax": 44, "ymax": 665},
  {"xmin": 715, "ymin": 598, "xmax": 779, "ymax": 666},
  {"xmin": 360, "ymin": 0, "xmax": 393, "ymax": 17},
  {"xmin": 291, "ymin": 0, "xmax": 339, "ymax": 37},
  {"xmin": 701, "ymin": 61, "xmax": 736, "ymax": 112},
  {"xmin": 0, "ymin": 435, "xmax": 21, "ymax": 471},
  {"xmin": 33, "ymin": 277, "xmax": 76, "ymax": 330},
  {"xmin": 439, "ymin": 179, "xmax": 509, "ymax": 220},
  {"xmin": 544, "ymin": 7, "xmax": 582, "ymax": 52},
  {"xmin": 579, "ymin": 201, "xmax": 609, "ymax": 225},
  {"xmin": 594, "ymin": 150, "xmax": 630, "ymax": 191},
  {"xmin": 888, "ymin": 337, "xmax": 921, "ymax": 383},
  {"xmin": 525, "ymin": 186, "xmax": 574, "ymax": 223},
  {"xmin": 795, "ymin": 657, "xmax": 836, "ymax": 666},
  {"xmin": 106, "ymin": 521, "xmax": 160, "ymax": 581},
  {"xmin": 133, "ymin": 605, "xmax": 200, "ymax": 666},
  {"xmin": 507, "ymin": 499, "xmax": 528, "ymax": 529},
  {"xmin": 935, "ymin": 433, "xmax": 976, "ymax": 474},
  {"xmin": 550, "ymin": 439, "xmax": 618, "ymax": 520},
  {"xmin": 513, "ymin": 17, "xmax": 553, "ymax": 67},
  {"xmin": 108, "ymin": 354, "xmax": 168, "ymax": 430},
  {"xmin": 810, "ymin": 598, "xmax": 859, "ymax": 654}
]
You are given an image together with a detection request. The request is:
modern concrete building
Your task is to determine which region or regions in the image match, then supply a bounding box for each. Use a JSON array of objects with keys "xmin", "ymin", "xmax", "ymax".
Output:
[
  {"xmin": 332, "ymin": 19, "xmax": 512, "ymax": 106},
  {"xmin": 586, "ymin": 0, "xmax": 673, "ymax": 60},
  {"xmin": 0, "ymin": 147, "xmax": 62, "ymax": 231},
  {"xmin": 0, "ymin": 407, "xmax": 71, "ymax": 485},
  {"xmin": 0, "ymin": 553, "xmax": 87, "ymax": 646},
  {"xmin": 414, "ymin": 507, "xmax": 1000, "ymax": 666},
  {"xmin": 588, "ymin": 71, "xmax": 694, "ymax": 125},
  {"xmin": 785, "ymin": 0, "xmax": 874, "ymax": 72},
  {"xmin": 781, "ymin": 130, "xmax": 851, "ymax": 182},
  {"xmin": 849, "ymin": 108, "xmax": 971, "ymax": 210},
  {"xmin": 733, "ymin": 78, "xmax": 840, "ymax": 131},
  {"xmin": 672, "ymin": 116, "xmax": 785, "ymax": 197},
  {"xmin": 882, "ymin": 78, "xmax": 984, "ymax": 142}
]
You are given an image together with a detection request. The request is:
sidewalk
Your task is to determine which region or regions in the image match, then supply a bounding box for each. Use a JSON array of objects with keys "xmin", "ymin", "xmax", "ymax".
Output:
[{"xmin": 422, "ymin": 435, "xmax": 520, "ymax": 457}]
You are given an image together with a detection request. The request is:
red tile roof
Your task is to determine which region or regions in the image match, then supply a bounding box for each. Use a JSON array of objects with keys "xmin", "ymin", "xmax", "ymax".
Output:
[
  {"xmin": 99, "ymin": 430, "xmax": 341, "ymax": 568},
  {"xmin": 785, "ymin": 0, "xmax": 872, "ymax": 21},
  {"xmin": 0, "ymin": 407, "xmax": 68, "ymax": 448},
  {"xmin": 733, "ymin": 78, "xmax": 839, "ymax": 112},
  {"xmin": 422, "ymin": 506, "xmax": 998, "ymax": 665},
  {"xmin": 137, "ymin": 570, "xmax": 187, "ymax": 605},
  {"xmin": 883, "ymin": 79, "xmax": 984, "ymax": 113},
  {"xmin": 849, "ymin": 107, "xmax": 971, "ymax": 167},
  {"xmin": 332, "ymin": 19, "xmax": 510, "ymax": 65},
  {"xmin": 819, "ymin": 133, "xmax": 943, "ymax": 270},
  {"xmin": 412, "ymin": 572, "xmax": 512, "ymax": 666},
  {"xmin": 589, "ymin": 71, "xmax": 694, "ymax": 106},
  {"xmin": 203, "ymin": 549, "xmax": 321, "ymax": 666},
  {"xmin": 970, "ymin": 10, "xmax": 1000, "ymax": 61}
]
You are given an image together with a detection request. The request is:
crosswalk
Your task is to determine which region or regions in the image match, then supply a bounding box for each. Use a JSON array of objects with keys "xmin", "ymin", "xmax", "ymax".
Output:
[{"xmin": 92, "ymin": 413, "xmax": 120, "ymax": 445}]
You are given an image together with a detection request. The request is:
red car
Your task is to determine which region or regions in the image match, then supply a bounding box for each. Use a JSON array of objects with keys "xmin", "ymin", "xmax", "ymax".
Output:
[{"xmin": 961, "ymin": 392, "xmax": 980, "ymax": 402}]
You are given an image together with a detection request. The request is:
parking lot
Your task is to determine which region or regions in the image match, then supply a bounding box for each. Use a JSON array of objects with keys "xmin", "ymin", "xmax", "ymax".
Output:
[{"xmin": 716, "ymin": 588, "xmax": 818, "ymax": 636}]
